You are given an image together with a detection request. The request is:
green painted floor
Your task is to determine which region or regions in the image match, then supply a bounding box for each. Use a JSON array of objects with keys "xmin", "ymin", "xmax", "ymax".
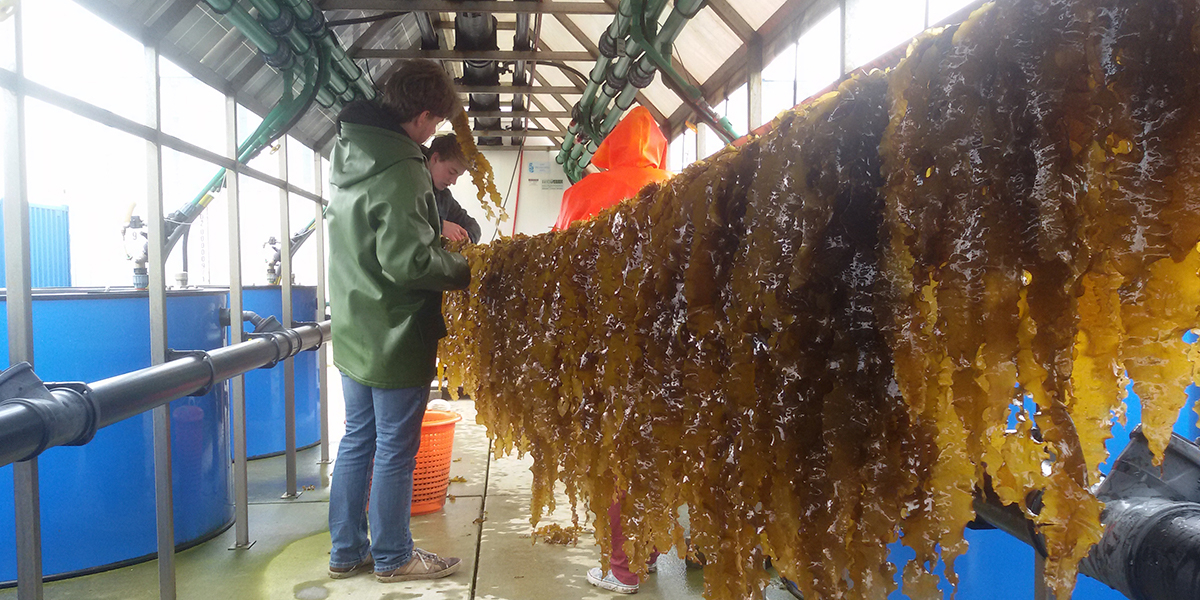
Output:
[{"xmin": 2, "ymin": 369, "xmax": 797, "ymax": 600}]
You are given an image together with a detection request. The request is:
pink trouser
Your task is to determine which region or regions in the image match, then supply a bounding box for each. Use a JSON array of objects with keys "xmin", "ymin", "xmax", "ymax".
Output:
[{"xmin": 608, "ymin": 496, "xmax": 660, "ymax": 586}]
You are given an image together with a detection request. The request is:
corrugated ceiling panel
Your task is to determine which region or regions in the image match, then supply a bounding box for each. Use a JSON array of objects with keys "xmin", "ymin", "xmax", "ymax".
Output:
[
  {"xmin": 639, "ymin": 77, "xmax": 684, "ymax": 120},
  {"xmin": 736, "ymin": 0, "xmax": 790, "ymax": 30},
  {"xmin": 539, "ymin": 16, "xmax": 587, "ymax": 53},
  {"xmin": 672, "ymin": 6, "xmax": 741, "ymax": 83},
  {"xmin": 568, "ymin": 14, "xmax": 613, "ymax": 46}
]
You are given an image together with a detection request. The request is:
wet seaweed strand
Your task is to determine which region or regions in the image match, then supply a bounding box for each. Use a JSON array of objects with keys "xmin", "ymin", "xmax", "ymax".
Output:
[{"xmin": 440, "ymin": 1, "xmax": 1200, "ymax": 598}]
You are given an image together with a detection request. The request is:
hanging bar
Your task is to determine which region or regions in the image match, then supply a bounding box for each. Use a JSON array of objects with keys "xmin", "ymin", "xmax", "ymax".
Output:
[
  {"xmin": 144, "ymin": 44, "xmax": 177, "ymax": 600},
  {"xmin": 226, "ymin": 93, "xmax": 252, "ymax": 550}
]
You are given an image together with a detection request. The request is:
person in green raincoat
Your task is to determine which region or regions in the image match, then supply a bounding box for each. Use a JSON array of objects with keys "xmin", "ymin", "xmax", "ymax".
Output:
[{"xmin": 325, "ymin": 59, "xmax": 470, "ymax": 584}]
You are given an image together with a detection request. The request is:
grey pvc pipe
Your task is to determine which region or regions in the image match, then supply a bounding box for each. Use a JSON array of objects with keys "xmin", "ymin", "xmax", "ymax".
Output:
[{"xmin": 0, "ymin": 321, "xmax": 331, "ymax": 469}]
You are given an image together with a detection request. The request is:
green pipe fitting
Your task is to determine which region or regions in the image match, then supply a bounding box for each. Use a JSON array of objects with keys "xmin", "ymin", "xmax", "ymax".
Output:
[
  {"xmin": 321, "ymin": 36, "xmax": 376, "ymax": 100},
  {"xmin": 246, "ymin": 0, "xmax": 282, "ymax": 20},
  {"xmin": 210, "ymin": 1, "xmax": 281, "ymax": 55}
]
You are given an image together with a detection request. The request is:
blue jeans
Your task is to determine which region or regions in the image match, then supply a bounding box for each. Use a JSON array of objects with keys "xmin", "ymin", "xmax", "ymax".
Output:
[{"xmin": 328, "ymin": 375, "xmax": 428, "ymax": 571}]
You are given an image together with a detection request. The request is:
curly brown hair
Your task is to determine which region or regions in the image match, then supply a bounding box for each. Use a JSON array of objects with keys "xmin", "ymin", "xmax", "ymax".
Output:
[
  {"xmin": 429, "ymin": 134, "xmax": 468, "ymax": 166},
  {"xmin": 381, "ymin": 60, "xmax": 461, "ymax": 123}
]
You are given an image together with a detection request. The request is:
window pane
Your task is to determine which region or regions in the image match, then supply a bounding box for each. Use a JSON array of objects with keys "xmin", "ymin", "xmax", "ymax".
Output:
[
  {"xmin": 763, "ymin": 80, "xmax": 795, "ymax": 122},
  {"xmin": 161, "ymin": 58, "xmax": 225, "ymax": 158},
  {"xmin": 667, "ymin": 135, "xmax": 680, "ymax": 173},
  {"xmin": 797, "ymin": 10, "xmax": 843, "ymax": 102},
  {"xmin": 25, "ymin": 99, "xmax": 146, "ymax": 288},
  {"xmin": 163, "ymin": 148, "xmax": 225, "ymax": 286},
  {"xmin": 726, "ymin": 84, "xmax": 749, "ymax": 136},
  {"xmin": 239, "ymin": 176, "xmax": 281, "ymax": 285},
  {"xmin": 845, "ymin": 0, "xmax": 925, "ymax": 70},
  {"xmin": 239, "ymin": 106, "xmax": 280, "ymax": 178},
  {"xmin": 763, "ymin": 42, "xmax": 797, "ymax": 83},
  {"xmin": 929, "ymin": 0, "xmax": 978, "ymax": 25},
  {"xmin": 682, "ymin": 128, "xmax": 696, "ymax": 168},
  {"xmin": 287, "ymin": 136, "xmax": 316, "ymax": 193},
  {"xmin": 289, "ymin": 193, "xmax": 317, "ymax": 285},
  {"xmin": 24, "ymin": 0, "xmax": 147, "ymax": 125},
  {"xmin": 0, "ymin": 2, "xmax": 15, "ymax": 72}
]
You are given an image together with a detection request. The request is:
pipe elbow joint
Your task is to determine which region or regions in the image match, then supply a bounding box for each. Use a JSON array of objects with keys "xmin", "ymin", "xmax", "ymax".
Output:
[
  {"xmin": 295, "ymin": 10, "xmax": 327, "ymax": 38},
  {"xmin": 598, "ymin": 32, "xmax": 619, "ymax": 59},
  {"xmin": 261, "ymin": 44, "xmax": 295, "ymax": 71},
  {"xmin": 260, "ymin": 9, "xmax": 295, "ymax": 37},
  {"xmin": 0, "ymin": 364, "xmax": 100, "ymax": 463},
  {"xmin": 628, "ymin": 63, "xmax": 657, "ymax": 89}
]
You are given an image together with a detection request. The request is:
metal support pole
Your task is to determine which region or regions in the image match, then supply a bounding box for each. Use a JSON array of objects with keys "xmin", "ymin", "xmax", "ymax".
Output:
[
  {"xmin": 747, "ymin": 38, "xmax": 763, "ymax": 131},
  {"xmin": 696, "ymin": 122, "xmax": 707, "ymax": 159},
  {"xmin": 1034, "ymin": 552, "xmax": 1055, "ymax": 600},
  {"xmin": 4, "ymin": 7, "xmax": 43, "ymax": 598},
  {"xmin": 226, "ymin": 94, "xmax": 252, "ymax": 549},
  {"xmin": 839, "ymin": 0, "xmax": 848, "ymax": 76},
  {"xmin": 280, "ymin": 143, "xmax": 298, "ymax": 499},
  {"xmin": 145, "ymin": 45, "xmax": 177, "ymax": 600},
  {"xmin": 314, "ymin": 154, "xmax": 330, "ymax": 467}
]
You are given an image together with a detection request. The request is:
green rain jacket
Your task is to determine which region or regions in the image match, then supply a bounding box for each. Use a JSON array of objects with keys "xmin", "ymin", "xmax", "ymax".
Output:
[{"xmin": 327, "ymin": 119, "xmax": 470, "ymax": 389}]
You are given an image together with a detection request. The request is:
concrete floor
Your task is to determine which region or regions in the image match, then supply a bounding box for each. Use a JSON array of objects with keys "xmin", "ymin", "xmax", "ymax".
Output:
[{"xmin": 2, "ymin": 369, "xmax": 797, "ymax": 600}]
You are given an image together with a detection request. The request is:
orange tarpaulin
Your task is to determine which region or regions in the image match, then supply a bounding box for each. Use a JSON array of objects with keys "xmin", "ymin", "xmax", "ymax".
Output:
[{"xmin": 554, "ymin": 106, "xmax": 672, "ymax": 230}]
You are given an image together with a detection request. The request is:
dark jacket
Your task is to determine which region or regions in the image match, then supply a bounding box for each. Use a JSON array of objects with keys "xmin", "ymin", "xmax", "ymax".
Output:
[
  {"xmin": 326, "ymin": 101, "xmax": 470, "ymax": 388},
  {"xmin": 435, "ymin": 187, "xmax": 482, "ymax": 243},
  {"xmin": 420, "ymin": 146, "xmax": 483, "ymax": 243}
]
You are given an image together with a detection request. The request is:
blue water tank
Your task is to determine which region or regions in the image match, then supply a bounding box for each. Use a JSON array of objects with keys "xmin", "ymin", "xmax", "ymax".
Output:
[
  {"xmin": 239, "ymin": 286, "xmax": 320, "ymax": 458},
  {"xmin": 884, "ymin": 530, "xmax": 1127, "ymax": 599},
  {"xmin": 0, "ymin": 201, "xmax": 71, "ymax": 288},
  {"xmin": 0, "ymin": 289, "xmax": 232, "ymax": 583}
]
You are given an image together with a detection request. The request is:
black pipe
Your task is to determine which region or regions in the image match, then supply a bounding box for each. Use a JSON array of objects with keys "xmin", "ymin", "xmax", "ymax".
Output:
[
  {"xmin": 456, "ymin": 12, "xmax": 501, "ymax": 145},
  {"xmin": 1079, "ymin": 497, "xmax": 1200, "ymax": 600},
  {"xmin": 0, "ymin": 320, "xmax": 330, "ymax": 468},
  {"xmin": 415, "ymin": 12, "xmax": 439, "ymax": 50},
  {"xmin": 970, "ymin": 429, "xmax": 1200, "ymax": 600}
]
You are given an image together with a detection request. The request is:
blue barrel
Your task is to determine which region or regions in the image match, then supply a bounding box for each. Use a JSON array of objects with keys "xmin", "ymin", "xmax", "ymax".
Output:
[
  {"xmin": 884, "ymin": 530, "xmax": 1127, "ymax": 599},
  {"xmin": 239, "ymin": 285, "xmax": 320, "ymax": 459},
  {"xmin": 0, "ymin": 289, "xmax": 232, "ymax": 583}
]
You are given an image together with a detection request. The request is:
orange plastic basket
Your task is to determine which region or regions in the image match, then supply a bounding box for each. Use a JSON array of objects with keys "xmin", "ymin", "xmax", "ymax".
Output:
[{"xmin": 410, "ymin": 410, "xmax": 463, "ymax": 515}]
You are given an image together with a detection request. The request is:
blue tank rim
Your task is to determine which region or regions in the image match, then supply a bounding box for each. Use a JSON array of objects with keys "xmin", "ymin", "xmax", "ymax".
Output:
[
  {"xmin": 193, "ymin": 285, "xmax": 318, "ymax": 291},
  {"xmin": 0, "ymin": 288, "xmax": 230, "ymax": 300},
  {"xmin": 0, "ymin": 517, "xmax": 234, "ymax": 589}
]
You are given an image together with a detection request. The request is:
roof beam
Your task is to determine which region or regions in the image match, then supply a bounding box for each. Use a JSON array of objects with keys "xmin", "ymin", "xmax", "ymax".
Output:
[
  {"xmin": 466, "ymin": 110, "xmax": 573, "ymax": 118},
  {"xmin": 438, "ymin": 21, "xmax": 517, "ymax": 30},
  {"xmin": 473, "ymin": 145, "xmax": 559, "ymax": 151},
  {"xmin": 470, "ymin": 129, "xmax": 566, "ymax": 137},
  {"xmin": 704, "ymin": 0, "xmax": 756, "ymax": 43},
  {"xmin": 347, "ymin": 16, "xmax": 402, "ymax": 54},
  {"xmin": 321, "ymin": 1, "xmax": 613, "ymax": 14},
  {"xmin": 355, "ymin": 49, "xmax": 594, "ymax": 61},
  {"xmin": 459, "ymin": 85, "xmax": 580, "ymax": 94},
  {"xmin": 666, "ymin": 0, "xmax": 833, "ymax": 137}
]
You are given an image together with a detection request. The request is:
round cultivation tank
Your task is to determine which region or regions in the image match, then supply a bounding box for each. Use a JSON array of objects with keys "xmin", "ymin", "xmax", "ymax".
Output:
[
  {"xmin": 0, "ymin": 288, "xmax": 232, "ymax": 584},
  {"xmin": 238, "ymin": 285, "xmax": 320, "ymax": 459}
]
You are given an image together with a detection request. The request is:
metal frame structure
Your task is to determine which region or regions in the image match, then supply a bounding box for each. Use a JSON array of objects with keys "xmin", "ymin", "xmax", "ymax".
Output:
[{"xmin": 0, "ymin": 2, "xmax": 333, "ymax": 597}]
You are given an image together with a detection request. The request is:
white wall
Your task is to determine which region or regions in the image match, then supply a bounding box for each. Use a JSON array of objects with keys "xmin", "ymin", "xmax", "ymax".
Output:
[{"xmin": 445, "ymin": 149, "xmax": 569, "ymax": 241}]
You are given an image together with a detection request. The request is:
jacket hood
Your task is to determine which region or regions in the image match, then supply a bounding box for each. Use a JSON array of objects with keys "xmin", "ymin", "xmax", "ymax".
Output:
[
  {"xmin": 591, "ymin": 106, "xmax": 667, "ymax": 171},
  {"xmin": 329, "ymin": 106, "xmax": 425, "ymax": 189}
]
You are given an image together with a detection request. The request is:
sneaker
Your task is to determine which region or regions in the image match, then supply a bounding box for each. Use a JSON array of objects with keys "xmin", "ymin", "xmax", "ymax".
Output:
[
  {"xmin": 646, "ymin": 558, "xmax": 657, "ymax": 574},
  {"xmin": 587, "ymin": 568, "xmax": 638, "ymax": 594},
  {"xmin": 375, "ymin": 548, "xmax": 461, "ymax": 582},
  {"xmin": 328, "ymin": 556, "xmax": 373, "ymax": 579}
]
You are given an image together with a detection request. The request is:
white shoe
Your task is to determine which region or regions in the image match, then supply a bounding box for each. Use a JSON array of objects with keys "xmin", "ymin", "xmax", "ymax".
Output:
[{"xmin": 587, "ymin": 568, "xmax": 638, "ymax": 594}]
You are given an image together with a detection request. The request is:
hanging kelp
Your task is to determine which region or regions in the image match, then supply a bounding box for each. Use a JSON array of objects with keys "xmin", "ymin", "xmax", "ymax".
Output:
[{"xmin": 441, "ymin": 1, "xmax": 1200, "ymax": 598}]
